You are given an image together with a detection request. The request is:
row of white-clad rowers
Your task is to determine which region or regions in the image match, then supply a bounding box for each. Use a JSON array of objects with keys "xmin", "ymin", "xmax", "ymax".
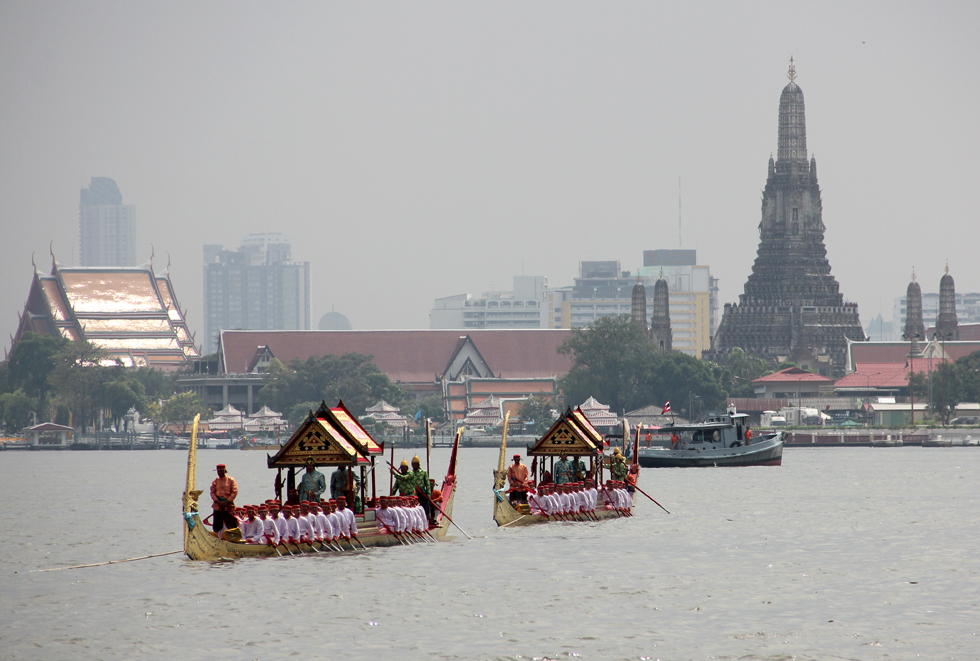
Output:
[
  {"xmin": 238, "ymin": 499, "xmax": 357, "ymax": 545},
  {"xmin": 527, "ymin": 480, "xmax": 632, "ymax": 517},
  {"xmin": 374, "ymin": 496, "xmax": 430, "ymax": 536}
]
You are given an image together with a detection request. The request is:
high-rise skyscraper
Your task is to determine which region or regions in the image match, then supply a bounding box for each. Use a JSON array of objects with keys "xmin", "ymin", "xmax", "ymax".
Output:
[
  {"xmin": 79, "ymin": 177, "xmax": 136, "ymax": 266},
  {"xmin": 707, "ymin": 60, "xmax": 865, "ymax": 376},
  {"xmin": 203, "ymin": 233, "xmax": 311, "ymax": 355}
]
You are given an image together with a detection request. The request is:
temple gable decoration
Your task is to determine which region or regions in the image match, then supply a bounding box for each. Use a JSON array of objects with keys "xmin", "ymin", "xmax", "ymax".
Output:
[{"xmin": 527, "ymin": 408, "xmax": 600, "ymax": 456}]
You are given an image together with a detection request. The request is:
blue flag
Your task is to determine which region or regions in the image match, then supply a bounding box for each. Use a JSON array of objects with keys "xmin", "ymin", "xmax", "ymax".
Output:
[{"xmin": 415, "ymin": 408, "xmax": 422, "ymax": 421}]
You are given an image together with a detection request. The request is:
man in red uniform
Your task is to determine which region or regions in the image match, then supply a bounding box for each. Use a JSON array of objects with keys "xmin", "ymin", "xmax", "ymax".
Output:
[{"xmin": 210, "ymin": 463, "xmax": 239, "ymax": 533}]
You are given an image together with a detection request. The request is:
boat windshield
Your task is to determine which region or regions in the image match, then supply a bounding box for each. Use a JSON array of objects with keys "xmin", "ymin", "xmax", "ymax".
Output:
[{"xmin": 691, "ymin": 429, "xmax": 721, "ymax": 443}]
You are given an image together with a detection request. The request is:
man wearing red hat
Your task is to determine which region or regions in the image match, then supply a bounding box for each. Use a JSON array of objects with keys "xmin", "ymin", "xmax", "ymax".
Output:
[
  {"xmin": 241, "ymin": 507, "xmax": 264, "ymax": 544},
  {"xmin": 257, "ymin": 505, "xmax": 279, "ymax": 545},
  {"xmin": 335, "ymin": 497, "xmax": 356, "ymax": 544},
  {"xmin": 210, "ymin": 464, "xmax": 238, "ymax": 534},
  {"xmin": 507, "ymin": 454, "xmax": 529, "ymax": 505}
]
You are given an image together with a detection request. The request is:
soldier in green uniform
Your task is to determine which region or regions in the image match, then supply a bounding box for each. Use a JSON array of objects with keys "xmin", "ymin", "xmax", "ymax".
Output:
[
  {"xmin": 391, "ymin": 459, "xmax": 416, "ymax": 497},
  {"xmin": 610, "ymin": 447, "xmax": 629, "ymax": 482},
  {"xmin": 410, "ymin": 455, "xmax": 434, "ymax": 525}
]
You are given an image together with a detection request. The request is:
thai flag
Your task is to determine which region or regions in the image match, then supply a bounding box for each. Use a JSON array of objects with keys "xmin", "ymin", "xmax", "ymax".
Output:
[{"xmin": 662, "ymin": 401, "xmax": 671, "ymax": 415}]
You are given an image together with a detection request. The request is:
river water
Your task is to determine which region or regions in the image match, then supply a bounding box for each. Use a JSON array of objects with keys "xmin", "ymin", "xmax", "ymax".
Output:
[{"xmin": 2, "ymin": 446, "xmax": 978, "ymax": 660}]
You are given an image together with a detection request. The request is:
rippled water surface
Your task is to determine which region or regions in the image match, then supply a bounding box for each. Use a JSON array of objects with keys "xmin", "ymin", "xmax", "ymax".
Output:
[{"xmin": 2, "ymin": 446, "xmax": 979, "ymax": 660}]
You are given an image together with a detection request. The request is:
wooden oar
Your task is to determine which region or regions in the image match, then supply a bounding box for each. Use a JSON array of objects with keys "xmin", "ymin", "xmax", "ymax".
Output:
[
  {"xmin": 633, "ymin": 484, "xmax": 670, "ymax": 514},
  {"xmin": 429, "ymin": 502, "xmax": 471, "ymax": 539}
]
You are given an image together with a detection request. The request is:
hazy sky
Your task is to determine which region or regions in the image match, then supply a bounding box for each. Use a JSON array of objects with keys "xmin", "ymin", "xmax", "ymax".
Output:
[{"xmin": 2, "ymin": 2, "xmax": 978, "ymax": 352}]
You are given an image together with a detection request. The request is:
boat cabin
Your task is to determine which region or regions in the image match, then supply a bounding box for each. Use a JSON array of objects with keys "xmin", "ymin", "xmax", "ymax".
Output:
[
  {"xmin": 661, "ymin": 412, "xmax": 754, "ymax": 450},
  {"xmin": 267, "ymin": 400, "xmax": 382, "ymax": 513}
]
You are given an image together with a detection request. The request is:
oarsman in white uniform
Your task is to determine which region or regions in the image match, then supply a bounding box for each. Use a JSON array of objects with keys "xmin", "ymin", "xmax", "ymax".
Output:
[
  {"xmin": 314, "ymin": 501, "xmax": 332, "ymax": 542},
  {"xmin": 614, "ymin": 481, "xmax": 629, "ymax": 511},
  {"xmin": 308, "ymin": 502, "xmax": 324, "ymax": 542},
  {"xmin": 544, "ymin": 485, "xmax": 559, "ymax": 517},
  {"xmin": 376, "ymin": 497, "xmax": 396, "ymax": 534},
  {"xmin": 585, "ymin": 480, "xmax": 598, "ymax": 513},
  {"xmin": 412, "ymin": 497, "xmax": 427, "ymax": 533},
  {"xmin": 395, "ymin": 496, "xmax": 410, "ymax": 534},
  {"xmin": 582, "ymin": 483, "xmax": 594, "ymax": 515},
  {"xmin": 241, "ymin": 506, "xmax": 264, "ymax": 543},
  {"xmin": 545, "ymin": 485, "xmax": 559, "ymax": 516},
  {"xmin": 258, "ymin": 505, "xmax": 280, "ymax": 545},
  {"xmin": 572, "ymin": 483, "xmax": 587, "ymax": 517},
  {"xmin": 324, "ymin": 500, "xmax": 340, "ymax": 542},
  {"xmin": 559, "ymin": 484, "xmax": 572, "ymax": 516},
  {"xmin": 268, "ymin": 502, "xmax": 288, "ymax": 543},
  {"xmin": 282, "ymin": 506, "xmax": 301, "ymax": 545},
  {"xmin": 296, "ymin": 501, "xmax": 314, "ymax": 544},
  {"xmin": 601, "ymin": 481, "xmax": 616, "ymax": 510},
  {"xmin": 335, "ymin": 496, "xmax": 357, "ymax": 542},
  {"xmin": 527, "ymin": 487, "xmax": 546, "ymax": 516}
]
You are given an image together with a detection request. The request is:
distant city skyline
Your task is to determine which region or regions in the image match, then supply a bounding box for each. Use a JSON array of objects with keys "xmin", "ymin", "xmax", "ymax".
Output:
[
  {"xmin": 203, "ymin": 233, "xmax": 311, "ymax": 355},
  {"xmin": 78, "ymin": 177, "xmax": 136, "ymax": 267},
  {"xmin": 1, "ymin": 4, "xmax": 978, "ymax": 355}
]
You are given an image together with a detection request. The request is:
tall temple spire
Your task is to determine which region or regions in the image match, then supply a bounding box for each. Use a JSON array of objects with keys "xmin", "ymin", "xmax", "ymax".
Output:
[
  {"xmin": 631, "ymin": 275, "xmax": 648, "ymax": 333},
  {"xmin": 936, "ymin": 264, "xmax": 959, "ymax": 340},
  {"xmin": 904, "ymin": 276, "xmax": 925, "ymax": 353},
  {"xmin": 706, "ymin": 61, "xmax": 864, "ymax": 377},
  {"xmin": 777, "ymin": 58, "xmax": 808, "ymax": 165},
  {"xmin": 650, "ymin": 274, "xmax": 672, "ymax": 353}
]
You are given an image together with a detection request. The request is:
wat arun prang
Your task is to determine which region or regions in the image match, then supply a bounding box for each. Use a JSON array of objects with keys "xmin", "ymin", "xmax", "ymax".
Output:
[{"xmin": 706, "ymin": 60, "xmax": 865, "ymax": 377}]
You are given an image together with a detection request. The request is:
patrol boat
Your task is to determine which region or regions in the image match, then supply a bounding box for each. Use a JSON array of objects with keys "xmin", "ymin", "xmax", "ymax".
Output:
[
  {"xmin": 182, "ymin": 401, "xmax": 462, "ymax": 560},
  {"xmin": 637, "ymin": 407, "xmax": 783, "ymax": 468}
]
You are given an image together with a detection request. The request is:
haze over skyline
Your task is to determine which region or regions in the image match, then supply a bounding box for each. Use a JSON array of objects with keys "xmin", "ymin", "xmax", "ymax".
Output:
[{"xmin": 2, "ymin": 2, "xmax": 978, "ymax": 354}]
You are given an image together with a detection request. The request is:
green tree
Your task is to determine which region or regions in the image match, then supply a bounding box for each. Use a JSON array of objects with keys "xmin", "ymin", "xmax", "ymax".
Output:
[
  {"xmin": 47, "ymin": 341, "xmax": 107, "ymax": 432},
  {"xmin": 161, "ymin": 392, "xmax": 208, "ymax": 434},
  {"xmin": 559, "ymin": 315, "xmax": 728, "ymax": 415},
  {"xmin": 103, "ymin": 377, "xmax": 148, "ymax": 430},
  {"xmin": 0, "ymin": 389, "xmax": 36, "ymax": 432},
  {"xmin": 287, "ymin": 401, "xmax": 323, "ymax": 425},
  {"xmin": 258, "ymin": 352, "xmax": 409, "ymax": 417},
  {"xmin": 415, "ymin": 395, "xmax": 447, "ymax": 424},
  {"xmin": 5, "ymin": 332, "xmax": 67, "ymax": 417},
  {"xmin": 558, "ymin": 315, "xmax": 650, "ymax": 413},
  {"xmin": 718, "ymin": 348, "xmax": 772, "ymax": 398},
  {"xmin": 640, "ymin": 351, "xmax": 727, "ymax": 416},
  {"xmin": 517, "ymin": 395, "xmax": 559, "ymax": 435}
]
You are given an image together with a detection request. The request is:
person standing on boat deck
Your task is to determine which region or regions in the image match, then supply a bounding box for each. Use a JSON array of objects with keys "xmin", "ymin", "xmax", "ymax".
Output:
[
  {"xmin": 409, "ymin": 455, "xmax": 433, "ymax": 523},
  {"xmin": 241, "ymin": 507, "xmax": 264, "ymax": 543},
  {"xmin": 554, "ymin": 452, "xmax": 573, "ymax": 485},
  {"xmin": 611, "ymin": 449, "xmax": 628, "ymax": 483},
  {"xmin": 429, "ymin": 479, "xmax": 443, "ymax": 519},
  {"xmin": 391, "ymin": 459, "xmax": 416, "ymax": 497},
  {"xmin": 299, "ymin": 459, "xmax": 326, "ymax": 503},
  {"xmin": 625, "ymin": 464, "xmax": 638, "ymax": 495},
  {"xmin": 330, "ymin": 465, "xmax": 359, "ymax": 502},
  {"xmin": 210, "ymin": 463, "xmax": 239, "ymax": 533},
  {"xmin": 507, "ymin": 454, "xmax": 530, "ymax": 505}
]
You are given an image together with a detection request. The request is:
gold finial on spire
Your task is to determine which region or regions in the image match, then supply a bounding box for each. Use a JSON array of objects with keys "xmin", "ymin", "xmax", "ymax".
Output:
[
  {"xmin": 659, "ymin": 267, "xmax": 665, "ymax": 279},
  {"xmin": 945, "ymin": 260, "xmax": 949, "ymax": 275},
  {"xmin": 787, "ymin": 56, "xmax": 797, "ymax": 83},
  {"xmin": 911, "ymin": 267, "xmax": 916, "ymax": 283}
]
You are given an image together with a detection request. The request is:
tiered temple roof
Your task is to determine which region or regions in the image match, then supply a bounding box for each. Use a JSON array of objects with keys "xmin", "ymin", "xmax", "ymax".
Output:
[
  {"xmin": 707, "ymin": 60, "xmax": 864, "ymax": 376},
  {"xmin": 12, "ymin": 259, "xmax": 199, "ymax": 369}
]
